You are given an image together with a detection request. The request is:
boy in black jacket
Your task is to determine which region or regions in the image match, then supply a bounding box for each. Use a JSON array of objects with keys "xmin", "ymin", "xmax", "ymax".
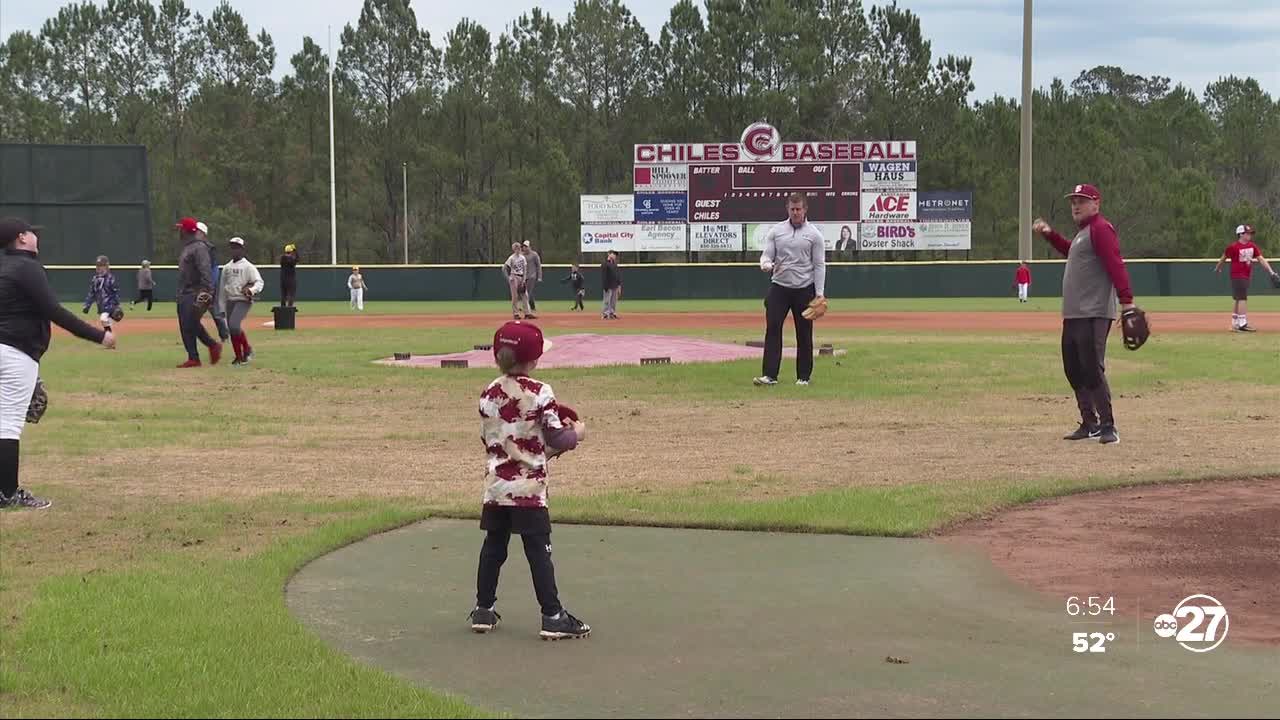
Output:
[{"xmin": 560, "ymin": 264, "xmax": 585, "ymax": 311}]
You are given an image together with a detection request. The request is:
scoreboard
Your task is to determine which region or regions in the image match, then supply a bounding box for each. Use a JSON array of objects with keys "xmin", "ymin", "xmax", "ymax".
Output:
[{"xmin": 687, "ymin": 162, "xmax": 861, "ymax": 223}]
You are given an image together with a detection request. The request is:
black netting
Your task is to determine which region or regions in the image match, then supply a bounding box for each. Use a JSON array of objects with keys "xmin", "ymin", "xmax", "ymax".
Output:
[{"xmin": 0, "ymin": 144, "xmax": 152, "ymax": 265}]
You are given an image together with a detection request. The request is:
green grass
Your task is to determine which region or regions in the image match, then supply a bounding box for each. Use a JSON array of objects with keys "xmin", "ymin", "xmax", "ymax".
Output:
[
  {"xmin": 28, "ymin": 310, "xmax": 1280, "ymax": 452},
  {"xmin": 64, "ymin": 293, "xmax": 1280, "ymax": 317},
  {"xmin": 0, "ymin": 498, "xmax": 484, "ymax": 718},
  {"xmin": 6, "ymin": 306, "xmax": 1279, "ymax": 716},
  {"xmin": 499, "ymin": 470, "xmax": 1270, "ymax": 537}
]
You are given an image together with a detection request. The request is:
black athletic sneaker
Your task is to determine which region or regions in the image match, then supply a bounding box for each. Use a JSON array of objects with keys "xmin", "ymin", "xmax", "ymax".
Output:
[
  {"xmin": 1098, "ymin": 426, "xmax": 1120, "ymax": 445},
  {"xmin": 0, "ymin": 488, "xmax": 52, "ymax": 509},
  {"xmin": 540, "ymin": 611, "xmax": 590, "ymax": 640},
  {"xmin": 1063, "ymin": 423, "xmax": 1101, "ymax": 441},
  {"xmin": 468, "ymin": 607, "xmax": 501, "ymax": 633}
]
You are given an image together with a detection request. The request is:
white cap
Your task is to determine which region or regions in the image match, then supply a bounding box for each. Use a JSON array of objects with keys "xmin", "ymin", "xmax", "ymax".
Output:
[
  {"xmin": 522, "ymin": 240, "xmax": 531, "ymax": 246},
  {"xmin": 1235, "ymin": 224, "xmax": 1254, "ymax": 235},
  {"xmin": 196, "ymin": 221, "xmax": 209, "ymax": 235},
  {"xmin": 228, "ymin": 236, "xmax": 245, "ymax": 246}
]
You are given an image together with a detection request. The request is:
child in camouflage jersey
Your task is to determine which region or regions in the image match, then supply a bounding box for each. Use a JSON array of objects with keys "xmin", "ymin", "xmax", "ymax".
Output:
[{"xmin": 469, "ymin": 320, "xmax": 591, "ymax": 640}]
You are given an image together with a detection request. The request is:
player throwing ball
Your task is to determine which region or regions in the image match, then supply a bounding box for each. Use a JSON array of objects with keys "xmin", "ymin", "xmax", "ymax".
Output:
[
  {"xmin": 1034, "ymin": 183, "xmax": 1147, "ymax": 446},
  {"xmin": 754, "ymin": 192, "xmax": 827, "ymax": 387},
  {"xmin": 1214, "ymin": 224, "xmax": 1279, "ymax": 332}
]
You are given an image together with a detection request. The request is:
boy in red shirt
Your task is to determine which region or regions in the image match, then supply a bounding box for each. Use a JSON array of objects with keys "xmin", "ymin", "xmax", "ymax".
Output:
[
  {"xmin": 1214, "ymin": 224, "xmax": 1279, "ymax": 332},
  {"xmin": 1014, "ymin": 262, "xmax": 1031, "ymax": 303}
]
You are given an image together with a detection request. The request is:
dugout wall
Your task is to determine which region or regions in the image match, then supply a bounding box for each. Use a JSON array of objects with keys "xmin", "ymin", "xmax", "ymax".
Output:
[
  {"xmin": 44, "ymin": 260, "xmax": 1245, "ymax": 303},
  {"xmin": 0, "ymin": 143, "xmax": 153, "ymax": 266}
]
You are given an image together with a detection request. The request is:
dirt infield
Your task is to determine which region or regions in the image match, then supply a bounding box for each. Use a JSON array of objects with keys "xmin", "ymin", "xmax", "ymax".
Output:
[
  {"xmin": 62, "ymin": 309, "xmax": 1280, "ymax": 336},
  {"xmin": 377, "ymin": 333, "xmax": 844, "ymax": 369},
  {"xmin": 942, "ymin": 476, "xmax": 1280, "ymax": 646}
]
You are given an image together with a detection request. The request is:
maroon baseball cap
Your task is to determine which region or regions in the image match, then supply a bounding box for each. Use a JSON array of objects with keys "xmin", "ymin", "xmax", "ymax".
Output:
[
  {"xmin": 494, "ymin": 321, "xmax": 553, "ymax": 364},
  {"xmin": 174, "ymin": 216, "xmax": 199, "ymax": 233},
  {"xmin": 1065, "ymin": 183, "xmax": 1102, "ymax": 201}
]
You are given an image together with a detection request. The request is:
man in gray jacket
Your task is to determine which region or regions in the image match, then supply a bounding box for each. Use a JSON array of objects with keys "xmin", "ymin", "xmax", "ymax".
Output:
[
  {"xmin": 522, "ymin": 241, "xmax": 542, "ymax": 314},
  {"xmin": 173, "ymin": 217, "xmax": 223, "ymax": 368},
  {"xmin": 1034, "ymin": 183, "xmax": 1136, "ymax": 445},
  {"xmin": 133, "ymin": 260, "xmax": 155, "ymax": 310}
]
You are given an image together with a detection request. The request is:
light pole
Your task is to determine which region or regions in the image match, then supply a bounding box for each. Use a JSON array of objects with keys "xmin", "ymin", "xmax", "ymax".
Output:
[
  {"xmin": 402, "ymin": 162, "xmax": 408, "ymax": 264},
  {"xmin": 1017, "ymin": 0, "xmax": 1033, "ymax": 262},
  {"xmin": 328, "ymin": 26, "xmax": 338, "ymax": 266}
]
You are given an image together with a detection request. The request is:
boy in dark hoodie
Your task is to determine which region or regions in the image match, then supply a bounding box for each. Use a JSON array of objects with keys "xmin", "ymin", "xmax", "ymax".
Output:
[{"xmin": 560, "ymin": 264, "xmax": 585, "ymax": 311}]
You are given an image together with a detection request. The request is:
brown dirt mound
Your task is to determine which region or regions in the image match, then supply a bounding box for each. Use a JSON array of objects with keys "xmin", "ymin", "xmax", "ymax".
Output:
[
  {"xmin": 940, "ymin": 476, "xmax": 1280, "ymax": 646},
  {"xmin": 377, "ymin": 333, "xmax": 843, "ymax": 369}
]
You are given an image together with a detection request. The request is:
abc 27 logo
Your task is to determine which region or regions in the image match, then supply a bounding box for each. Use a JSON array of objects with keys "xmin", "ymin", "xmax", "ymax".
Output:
[{"xmin": 1153, "ymin": 594, "xmax": 1229, "ymax": 653}]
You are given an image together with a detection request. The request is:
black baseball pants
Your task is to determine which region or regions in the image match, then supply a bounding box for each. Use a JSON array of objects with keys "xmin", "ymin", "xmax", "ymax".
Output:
[
  {"xmin": 476, "ymin": 530, "xmax": 562, "ymax": 617},
  {"xmin": 1062, "ymin": 318, "xmax": 1114, "ymax": 428},
  {"xmin": 762, "ymin": 282, "xmax": 816, "ymax": 381}
]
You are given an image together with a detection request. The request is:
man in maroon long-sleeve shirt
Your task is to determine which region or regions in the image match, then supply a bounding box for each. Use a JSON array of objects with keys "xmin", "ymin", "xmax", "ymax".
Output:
[{"xmin": 1033, "ymin": 183, "xmax": 1136, "ymax": 445}]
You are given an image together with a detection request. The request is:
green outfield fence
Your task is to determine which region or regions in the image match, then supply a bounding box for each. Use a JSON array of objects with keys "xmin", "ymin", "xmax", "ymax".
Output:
[{"xmin": 44, "ymin": 259, "xmax": 1255, "ymax": 303}]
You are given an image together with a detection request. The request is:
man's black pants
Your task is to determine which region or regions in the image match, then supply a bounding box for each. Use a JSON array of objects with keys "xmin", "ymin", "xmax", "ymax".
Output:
[
  {"xmin": 177, "ymin": 293, "xmax": 218, "ymax": 361},
  {"xmin": 763, "ymin": 282, "xmax": 816, "ymax": 381},
  {"xmin": 1062, "ymin": 317, "xmax": 1114, "ymax": 427}
]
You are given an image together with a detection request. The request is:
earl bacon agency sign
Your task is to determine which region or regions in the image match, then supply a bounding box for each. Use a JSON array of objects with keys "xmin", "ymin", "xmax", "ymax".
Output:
[{"xmin": 634, "ymin": 122, "xmax": 916, "ymax": 165}]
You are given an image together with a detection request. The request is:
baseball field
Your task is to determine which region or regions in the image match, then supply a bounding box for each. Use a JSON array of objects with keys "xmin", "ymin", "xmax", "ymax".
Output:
[{"xmin": 2, "ymin": 296, "xmax": 1277, "ymax": 717}]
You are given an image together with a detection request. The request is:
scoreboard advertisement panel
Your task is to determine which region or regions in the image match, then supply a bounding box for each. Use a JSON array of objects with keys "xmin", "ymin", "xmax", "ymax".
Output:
[{"xmin": 688, "ymin": 162, "xmax": 861, "ymax": 223}]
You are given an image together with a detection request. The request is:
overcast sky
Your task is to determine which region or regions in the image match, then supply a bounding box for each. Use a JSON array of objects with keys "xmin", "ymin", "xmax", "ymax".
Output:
[{"xmin": 4, "ymin": 0, "xmax": 1277, "ymax": 102}]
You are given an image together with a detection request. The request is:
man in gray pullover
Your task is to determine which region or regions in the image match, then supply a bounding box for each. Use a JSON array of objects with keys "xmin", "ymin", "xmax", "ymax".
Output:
[
  {"xmin": 754, "ymin": 193, "xmax": 827, "ymax": 386},
  {"xmin": 522, "ymin": 241, "xmax": 542, "ymax": 313}
]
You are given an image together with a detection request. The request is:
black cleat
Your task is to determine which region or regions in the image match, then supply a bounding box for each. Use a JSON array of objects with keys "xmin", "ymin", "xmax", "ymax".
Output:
[
  {"xmin": 540, "ymin": 611, "xmax": 590, "ymax": 640},
  {"xmin": 468, "ymin": 607, "xmax": 501, "ymax": 633}
]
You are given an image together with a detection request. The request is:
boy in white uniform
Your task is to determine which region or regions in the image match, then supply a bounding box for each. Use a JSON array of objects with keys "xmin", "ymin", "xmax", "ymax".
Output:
[
  {"xmin": 347, "ymin": 266, "xmax": 368, "ymax": 311},
  {"xmin": 218, "ymin": 237, "xmax": 265, "ymax": 365}
]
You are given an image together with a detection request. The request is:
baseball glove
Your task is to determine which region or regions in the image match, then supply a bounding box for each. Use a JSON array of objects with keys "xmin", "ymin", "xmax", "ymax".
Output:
[
  {"xmin": 1120, "ymin": 306, "xmax": 1151, "ymax": 351},
  {"xmin": 194, "ymin": 290, "xmax": 214, "ymax": 311},
  {"xmin": 554, "ymin": 403, "xmax": 579, "ymax": 424},
  {"xmin": 109, "ymin": 307, "xmax": 124, "ymax": 322},
  {"xmin": 801, "ymin": 296, "xmax": 828, "ymax": 321},
  {"xmin": 1270, "ymin": 272, "xmax": 1280, "ymax": 289},
  {"xmin": 26, "ymin": 379, "xmax": 48, "ymax": 424},
  {"xmin": 546, "ymin": 403, "xmax": 580, "ymax": 459}
]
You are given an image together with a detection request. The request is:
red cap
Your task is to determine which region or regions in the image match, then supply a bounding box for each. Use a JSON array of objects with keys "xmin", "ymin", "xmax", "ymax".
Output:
[
  {"xmin": 1065, "ymin": 184, "xmax": 1101, "ymax": 201},
  {"xmin": 493, "ymin": 321, "xmax": 553, "ymax": 365},
  {"xmin": 174, "ymin": 217, "xmax": 199, "ymax": 233}
]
